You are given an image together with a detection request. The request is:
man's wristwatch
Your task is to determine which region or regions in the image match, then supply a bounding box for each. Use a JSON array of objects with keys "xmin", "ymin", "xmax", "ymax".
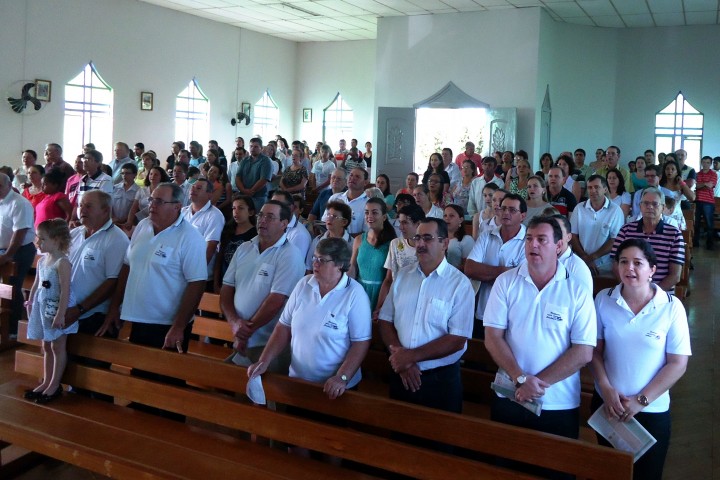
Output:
[
  {"xmin": 340, "ymin": 374, "xmax": 348, "ymax": 383},
  {"xmin": 637, "ymin": 394, "xmax": 649, "ymax": 407},
  {"xmin": 515, "ymin": 374, "xmax": 527, "ymax": 388}
]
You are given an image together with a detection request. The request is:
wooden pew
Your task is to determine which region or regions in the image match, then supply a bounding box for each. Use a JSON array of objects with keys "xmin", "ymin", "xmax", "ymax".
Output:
[{"xmin": 10, "ymin": 328, "xmax": 632, "ymax": 479}]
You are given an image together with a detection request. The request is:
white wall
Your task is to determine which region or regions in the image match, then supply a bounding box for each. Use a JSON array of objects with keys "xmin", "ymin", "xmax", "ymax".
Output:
[
  {"xmin": 535, "ymin": 11, "xmax": 618, "ymax": 165},
  {"xmin": 374, "ymin": 8, "xmax": 543, "ymax": 157},
  {"xmin": 613, "ymin": 25, "xmax": 720, "ymax": 162},
  {"xmin": 295, "ymin": 40, "xmax": 376, "ymax": 148},
  {"xmin": 0, "ymin": 0, "xmax": 296, "ymax": 166}
]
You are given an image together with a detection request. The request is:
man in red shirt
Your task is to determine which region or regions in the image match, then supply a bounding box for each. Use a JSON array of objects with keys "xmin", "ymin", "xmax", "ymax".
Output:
[
  {"xmin": 695, "ymin": 156, "xmax": 717, "ymax": 249},
  {"xmin": 454, "ymin": 141, "xmax": 483, "ymax": 171}
]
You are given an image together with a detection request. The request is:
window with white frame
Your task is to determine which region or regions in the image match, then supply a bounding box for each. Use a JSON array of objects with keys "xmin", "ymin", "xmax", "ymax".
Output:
[
  {"xmin": 176, "ymin": 79, "xmax": 209, "ymax": 147},
  {"xmin": 63, "ymin": 63, "xmax": 113, "ymax": 158},
  {"xmin": 253, "ymin": 90, "xmax": 279, "ymax": 141},
  {"xmin": 655, "ymin": 92, "xmax": 703, "ymax": 170},
  {"xmin": 323, "ymin": 93, "xmax": 353, "ymax": 150}
]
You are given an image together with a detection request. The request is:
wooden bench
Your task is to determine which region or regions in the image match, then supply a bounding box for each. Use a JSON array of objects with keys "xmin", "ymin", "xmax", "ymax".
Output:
[{"xmin": 10, "ymin": 324, "xmax": 632, "ymax": 479}]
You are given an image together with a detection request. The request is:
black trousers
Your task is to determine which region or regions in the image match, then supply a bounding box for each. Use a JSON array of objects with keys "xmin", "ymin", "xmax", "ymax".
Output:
[
  {"xmin": 7, "ymin": 242, "xmax": 36, "ymax": 335},
  {"xmin": 389, "ymin": 361, "xmax": 463, "ymax": 413}
]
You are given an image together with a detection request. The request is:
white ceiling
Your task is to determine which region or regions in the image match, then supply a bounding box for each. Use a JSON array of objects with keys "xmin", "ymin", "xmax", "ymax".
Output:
[{"xmin": 139, "ymin": 0, "xmax": 720, "ymax": 42}]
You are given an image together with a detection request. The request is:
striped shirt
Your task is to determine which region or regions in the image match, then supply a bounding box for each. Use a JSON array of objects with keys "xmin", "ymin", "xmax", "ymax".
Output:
[
  {"xmin": 610, "ymin": 220, "xmax": 685, "ymax": 283},
  {"xmin": 696, "ymin": 170, "xmax": 717, "ymax": 204}
]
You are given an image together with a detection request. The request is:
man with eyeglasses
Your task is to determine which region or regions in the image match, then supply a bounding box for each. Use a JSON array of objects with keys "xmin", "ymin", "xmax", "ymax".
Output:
[
  {"xmin": 630, "ymin": 165, "xmax": 672, "ymax": 220},
  {"xmin": 570, "ymin": 175, "xmax": 625, "ymax": 276},
  {"xmin": 484, "ymin": 216, "xmax": 596, "ymax": 443},
  {"xmin": 183, "ymin": 178, "xmax": 225, "ymax": 279},
  {"xmin": 379, "ymin": 218, "xmax": 473, "ymax": 413},
  {"xmin": 98, "ymin": 183, "xmax": 206, "ymax": 352},
  {"xmin": 611, "ymin": 187, "xmax": 685, "ymax": 292},
  {"xmin": 220, "ymin": 200, "xmax": 305, "ymax": 371},
  {"xmin": 466, "ymin": 193, "xmax": 527, "ymax": 338}
]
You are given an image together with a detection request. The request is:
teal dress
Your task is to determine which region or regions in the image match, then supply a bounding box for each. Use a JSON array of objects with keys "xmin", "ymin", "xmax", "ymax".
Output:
[{"xmin": 357, "ymin": 232, "xmax": 390, "ymax": 310}]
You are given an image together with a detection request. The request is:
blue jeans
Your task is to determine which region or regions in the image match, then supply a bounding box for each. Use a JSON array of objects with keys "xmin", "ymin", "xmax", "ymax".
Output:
[{"xmin": 694, "ymin": 201, "xmax": 715, "ymax": 242}]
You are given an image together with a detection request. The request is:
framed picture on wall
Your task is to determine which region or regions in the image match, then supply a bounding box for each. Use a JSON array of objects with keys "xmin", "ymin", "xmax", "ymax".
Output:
[
  {"xmin": 303, "ymin": 108, "xmax": 312, "ymax": 123},
  {"xmin": 241, "ymin": 102, "xmax": 251, "ymax": 117},
  {"xmin": 141, "ymin": 92, "xmax": 153, "ymax": 111},
  {"xmin": 35, "ymin": 79, "xmax": 51, "ymax": 102}
]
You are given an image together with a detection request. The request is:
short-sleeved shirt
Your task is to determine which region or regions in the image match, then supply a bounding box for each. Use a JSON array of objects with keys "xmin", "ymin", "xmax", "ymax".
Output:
[
  {"xmin": 558, "ymin": 248, "xmax": 593, "ymax": 294},
  {"xmin": 280, "ymin": 274, "xmax": 372, "ymax": 388},
  {"xmin": 305, "ymin": 230, "xmax": 352, "ymax": 271},
  {"xmin": 311, "ymin": 160, "xmax": 336, "ymax": 190},
  {"xmin": 111, "ymin": 183, "xmax": 139, "ymax": 222},
  {"xmin": 610, "ymin": 220, "xmax": 685, "ymax": 285},
  {"xmin": 0, "ymin": 190, "xmax": 35, "ymax": 248},
  {"xmin": 222, "ymin": 234, "xmax": 305, "ymax": 348},
  {"xmin": 680, "ymin": 165, "xmax": 697, "ymax": 183},
  {"xmin": 69, "ymin": 220, "xmax": 129, "ymax": 319},
  {"xmin": 447, "ymin": 235, "xmax": 474, "ymax": 270},
  {"xmin": 468, "ymin": 225, "xmax": 527, "ymax": 319},
  {"xmin": 696, "ymin": 170, "xmax": 717, "ymax": 204},
  {"xmin": 121, "ymin": 215, "xmax": 207, "ymax": 325},
  {"xmin": 483, "ymin": 262, "xmax": 597, "ymax": 410},
  {"xmin": 547, "ymin": 187, "xmax": 577, "ymax": 216},
  {"xmin": 182, "ymin": 201, "xmax": 225, "ymax": 277},
  {"xmin": 467, "ymin": 176, "xmax": 505, "ymax": 216},
  {"xmin": 77, "ymin": 172, "xmax": 113, "ymax": 210},
  {"xmin": 285, "ymin": 215, "xmax": 312, "ymax": 259},
  {"xmin": 570, "ymin": 198, "xmax": 625, "ymax": 268},
  {"xmin": 595, "ymin": 285, "xmax": 691, "ymax": 413},
  {"xmin": 383, "ymin": 238, "xmax": 418, "ymax": 278},
  {"xmin": 34, "ymin": 192, "xmax": 69, "ymax": 229},
  {"xmin": 237, "ymin": 155, "xmax": 273, "ymax": 200},
  {"xmin": 379, "ymin": 259, "xmax": 474, "ymax": 371}
]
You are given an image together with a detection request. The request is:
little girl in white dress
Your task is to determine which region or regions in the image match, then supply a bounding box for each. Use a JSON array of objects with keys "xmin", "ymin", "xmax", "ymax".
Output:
[{"xmin": 24, "ymin": 219, "xmax": 76, "ymax": 404}]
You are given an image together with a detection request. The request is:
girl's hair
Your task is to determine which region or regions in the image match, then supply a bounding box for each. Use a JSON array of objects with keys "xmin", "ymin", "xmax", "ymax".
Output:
[
  {"xmin": 221, "ymin": 195, "xmax": 256, "ymax": 245},
  {"xmin": 462, "ymin": 159, "xmax": 478, "ymax": 176},
  {"xmin": 660, "ymin": 160, "xmax": 680, "ymax": 187},
  {"xmin": 428, "ymin": 173, "xmax": 446, "ymax": 204},
  {"xmin": 606, "ymin": 168, "xmax": 626, "ymax": 195},
  {"xmin": 43, "ymin": 169, "xmax": 65, "ymax": 189},
  {"xmin": 444, "ymin": 204, "xmax": 466, "ymax": 241},
  {"xmin": 376, "ymin": 173, "xmax": 391, "ymax": 196},
  {"xmin": 614, "ymin": 238, "xmax": 658, "ymax": 268},
  {"xmin": 145, "ymin": 166, "xmax": 170, "ymax": 187},
  {"xmin": 37, "ymin": 218, "xmax": 71, "ymax": 253},
  {"xmin": 527, "ymin": 175, "xmax": 548, "ymax": 201},
  {"xmin": 426, "ymin": 153, "xmax": 445, "ymax": 172},
  {"xmin": 366, "ymin": 197, "xmax": 397, "ymax": 246}
]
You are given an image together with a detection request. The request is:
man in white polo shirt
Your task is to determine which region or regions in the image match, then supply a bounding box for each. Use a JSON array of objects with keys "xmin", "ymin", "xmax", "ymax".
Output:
[
  {"xmin": 379, "ymin": 218, "xmax": 474, "ymax": 413},
  {"xmin": 570, "ymin": 175, "xmax": 625, "ymax": 275},
  {"xmin": 98, "ymin": 183, "xmax": 206, "ymax": 351},
  {"xmin": 551, "ymin": 214, "xmax": 593, "ymax": 294},
  {"xmin": 0, "ymin": 173, "xmax": 36, "ymax": 336},
  {"xmin": 465, "ymin": 193, "xmax": 527, "ymax": 337},
  {"xmin": 66, "ymin": 190, "xmax": 129, "ymax": 336},
  {"xmin": 182, "ymin": 178, "xmax": 225, "ymax": 280},
  {"xmin": 271, "ymin": 190, "xmax": 312, "ymax": 259},
  {"xmin": 483, "ymin": 216, "xmax": 596, "ymax": 440},
  {"xmin": 323, "ymin": 167, "xmax": 368, "ymax": 236},
  {"xmin": 220, "ymin": 200, "xmax": 305, "ymax": 372}
]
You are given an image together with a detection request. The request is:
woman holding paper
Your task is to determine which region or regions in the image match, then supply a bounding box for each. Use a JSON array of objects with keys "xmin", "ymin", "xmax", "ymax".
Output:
[
  {"xmin": 248, "ymin": 238, "xmax": 371, "ymax": 400},
  {"xmin": 591, "ymin": 238, "xmax": 691, "ymax": 479}
]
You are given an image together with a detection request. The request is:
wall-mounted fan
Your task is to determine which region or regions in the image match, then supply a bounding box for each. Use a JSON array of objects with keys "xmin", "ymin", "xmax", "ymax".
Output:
[
  {"xmin": 230, "ymin": 111, "xmax": 251, "ymax": 126},
  {"xmin": 6, "ymin": 81, "xmax": 43, "ymax": 114}
]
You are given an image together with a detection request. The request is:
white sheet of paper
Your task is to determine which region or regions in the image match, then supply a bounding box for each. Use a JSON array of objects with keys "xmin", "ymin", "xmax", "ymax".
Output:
[
  {"xmin": 588, "ymin": 405, "xmax": 656, "ymax": 462},
  {"xmin": 246, "ymin": 375, "xmax": 266, "ymax": 405}
]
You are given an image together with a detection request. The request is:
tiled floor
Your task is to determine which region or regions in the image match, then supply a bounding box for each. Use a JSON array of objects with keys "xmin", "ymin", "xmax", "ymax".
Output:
[{"xmin": 2, "ymin": 246, "xmax": 717, "ymax": 479}]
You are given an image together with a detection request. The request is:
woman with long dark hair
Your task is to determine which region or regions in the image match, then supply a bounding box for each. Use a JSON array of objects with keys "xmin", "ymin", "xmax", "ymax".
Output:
[{"xmin": 213, "ymin": 195, "xmax": 256, "ymax": 292}]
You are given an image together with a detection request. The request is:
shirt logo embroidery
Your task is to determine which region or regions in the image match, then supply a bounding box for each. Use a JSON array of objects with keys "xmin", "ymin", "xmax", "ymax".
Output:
[
  {"xmin": 83, "ymin": 252, "xmax": 96, "ymax": 261},
  {"xmin": 323, "ymin": 320, "xmax": 338, "ymax": 330},
  {"xmin": 545, "ymin": 311, "xmax": 564, "ymax": 322},
  {"xmin": 645, "ymin": 331, "xmax": 661, "ymax": 340},
  {"xmin": 154, "ymin": 249, "xmax": 167, "ymax": 258}
]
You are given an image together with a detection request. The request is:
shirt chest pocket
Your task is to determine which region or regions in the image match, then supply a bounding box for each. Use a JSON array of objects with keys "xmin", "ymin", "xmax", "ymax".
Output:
[
  {"xmin": 427, "ymin": 298, "xmax": 450, "ymax": 328},
  {"xmin": 150, "ymin": 245, "xmax": 177, "ymax": 267},
  {"xmin": 256, "ymin": 263, "xmax": 275, "ymax": 285},
  {"xmin": 542, "ymin": 304, "xmax": 568, "ymax": 331},
  {"xmin": 321, "ymin": 312, "xmax": 348, "ymax": 338},
  {"xmin": 82, "ymin": 248, "xmax": 99, "ymax": 266}
]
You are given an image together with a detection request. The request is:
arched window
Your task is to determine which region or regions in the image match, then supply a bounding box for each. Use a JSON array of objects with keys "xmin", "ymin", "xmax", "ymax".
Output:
[
  {"xmin": 323, "ymin": 93, "xmax": 354, "ymax": 150},
  {"xmin": 176, "ymin": 79, "xmax": 209, "ymax": 147},
  {"xmin": 63, "ymin": 62, "xmax": 113, "ymax": 158},
  {"xmin": 655, "ymin": 92, "xmax": 703, "ymax": 169},
  {"xmin": 253, "ymin": 90, "xmax": 279, "ymax": 141}
]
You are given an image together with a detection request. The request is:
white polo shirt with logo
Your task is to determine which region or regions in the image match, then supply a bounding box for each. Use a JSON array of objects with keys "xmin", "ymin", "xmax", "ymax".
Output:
[
  {"xmin": 570, "ymin": 198, "xmax": 625, "ymax": 269},
  {"xmin": 182, "ymin": 200, "xmax": 225, "ymax": 277},
  {"xmin": 0, "ymin": 190, "xmax": 35, "ymax": 248}
]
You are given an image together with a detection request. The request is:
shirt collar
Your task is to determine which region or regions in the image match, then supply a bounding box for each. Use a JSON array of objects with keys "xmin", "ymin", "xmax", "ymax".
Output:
[
  {"xmin": 634, "ymin": 218, "xmax": 665, "ymax": 234},
  {"xmin": 609, "ymin": 283, "xmax": 672, "ymax": 308},
  {"xmin": 584, "ymin": 197, "xmax": 610, "ymax": 211},
  {"xmin": 518, "ymin": 260, "xmax": 568, "ymax": 283},
  {"xmin": 308, "ymin": 272, "xmax": 350, "ymax": 294},
  {"xmin": 416, "ymin": 257, "xmax": 452, "ymax": 279},
  {"xmin": 251, "ymin": 232, "xmax": 288, "ymax": 252}
]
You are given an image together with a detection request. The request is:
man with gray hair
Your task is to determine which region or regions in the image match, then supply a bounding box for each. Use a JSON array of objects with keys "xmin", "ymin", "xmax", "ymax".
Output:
[
  {"xmin": 98, "ymin": 182, "xmax": 206, "ymax": 351},
  {"xmin": 0, "ymin": 173, "xmax": 36, "ymax": 337},
  {"xmin": 611, "ymin": 187, "xmax": 685, "ymax": 292}
]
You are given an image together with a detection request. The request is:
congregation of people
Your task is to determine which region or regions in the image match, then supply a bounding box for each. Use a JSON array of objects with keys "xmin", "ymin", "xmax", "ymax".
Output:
[{"xmin": 5, "ymin": 135, "xmax": 713, "ymax": 479}]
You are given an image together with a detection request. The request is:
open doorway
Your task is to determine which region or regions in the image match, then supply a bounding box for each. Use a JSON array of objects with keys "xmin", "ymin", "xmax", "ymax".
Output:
[{"xmin": 414, "ymin": 107, "xmax": 486, "ymax": 173}]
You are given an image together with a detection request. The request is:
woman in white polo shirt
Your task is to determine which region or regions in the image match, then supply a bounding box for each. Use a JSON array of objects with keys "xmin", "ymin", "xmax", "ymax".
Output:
[
  {"xmin": 591, "ymin": 238, "xmax": 691, "ymax": 480},
  {"xmin": 248, "ymin": 237, "xmax": 371, "ymax": 399}
]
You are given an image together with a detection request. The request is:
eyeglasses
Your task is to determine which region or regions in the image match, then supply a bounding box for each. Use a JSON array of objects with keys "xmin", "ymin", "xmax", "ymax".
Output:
[
  {"xmin": 257, "ymin": 213, "xmax": 279, "ymax": 222},
  {"xmin": 326, "ymin": 214, "xmax": 345, "ymax": 221},
  {"xmin": 311, "ymin": 256, "xmax": 334, "ymax": 265},
  {"xmin": 500, "ymin": 206, "xmax": 521, "ymax": 214},
  {"xmin": 641, "ymin": 201, "xmax": 661, "ymax": 208},
  {"xmin": 412, "ymin": 235, "xmax": 445, "ymax": 243},
  {"xmin": 149, "ymin": 197, "xmax": 179, "ymax": 205}
]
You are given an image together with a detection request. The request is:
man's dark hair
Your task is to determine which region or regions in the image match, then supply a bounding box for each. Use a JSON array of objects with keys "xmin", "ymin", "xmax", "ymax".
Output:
[
  {"xmin": 264, "ymin": 199, "xmax": 291, "ymax": 222},
  {"xmin": 121, "ymin": 162, "xmax": 138, "ymax": 174},
  {"xmin": 23, "ymin": 149, "xmax": 37, "ymax": 160},
  {"xmin": 250, "ymin": 137, "xmax": 263, "ymax": 147},
  {"xmin": 574, "ymin": 148, "xmax": 586, "ymax": 156},
  {"xmin": 442, "ymin": 147, "xmax": 453, "ymax": 158},
  {"xmin": 527, "ymin": 216, "xmax": 563, "ymax": 243},
  {"xmin": 419, "ymin": 217, "xmax": 448, "ymax": 240},
  {"xmin": 85, "ymin": 150, "xmax": 103, "ymax": 164},
  {"xmin": 587, "ymin": 174, "xmax": 608, "ymax": 189},
  {"xmin": 272, "ymin": 190, "xmax": 294, "ymax": 206},
  {"xmin": 134, "ymin": 142, "xmax": 144, "ymax": 150},
  {"xmin": 502, "ymin": 192, "xmax": 527, "ymax": 213}
]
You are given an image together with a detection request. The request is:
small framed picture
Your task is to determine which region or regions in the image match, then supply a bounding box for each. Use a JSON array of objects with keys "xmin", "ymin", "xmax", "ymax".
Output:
[
  {"xmin": 141, "ymin": 92, "xmax": 153, "ymax": 111},
  {"xmin": 35, "ymin": 79, "xmax": 51, "ymax": 102},
  {"xmin": 241, "ymin": 102, "xmax": 251, "ymax": 117},
  {"xmin": 303, "ymin": 108, "xmax": 312, "ymax": 123}
]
